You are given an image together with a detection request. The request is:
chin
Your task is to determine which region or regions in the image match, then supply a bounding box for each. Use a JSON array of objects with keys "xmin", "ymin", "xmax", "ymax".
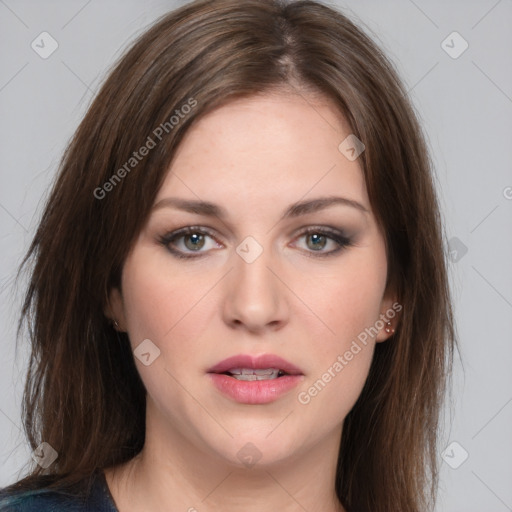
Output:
[{"xmin": 204, "ymin": 429, "xmax": 304, "ymax": 469}]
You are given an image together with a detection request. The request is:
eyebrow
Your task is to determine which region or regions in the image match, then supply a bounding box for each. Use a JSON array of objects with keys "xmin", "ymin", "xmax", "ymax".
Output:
[{"xmin": 152, "ymin": 195, "xmax": 369, "ymax": 220}]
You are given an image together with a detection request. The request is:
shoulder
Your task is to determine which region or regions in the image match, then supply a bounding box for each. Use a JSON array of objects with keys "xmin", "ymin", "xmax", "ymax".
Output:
[
  {"xmin": 0, "ymin": 487, "xmax": 79, "ymax": 511},
  {"xmin": 0, "ymin": 488, "xmax": 68, "ymax": 511},
  {"xmin": 0, "ymin": 471, "xmax": 118, "ymax": 512}
]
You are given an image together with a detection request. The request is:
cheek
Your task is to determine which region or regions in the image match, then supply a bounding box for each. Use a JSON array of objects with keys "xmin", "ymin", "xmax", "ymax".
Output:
[
  {"xmin": 292, "ymin": 249, "xmax": 386, "ymax": 415},
  {"xmin": 119, "ymin": 253, "xmax": 210, "ymax": 422},
  {"xmin": 119, "ymin": 249, "xmax": 221, "ymax": 397},
  {"xmin": 294, "ymin": 250, "xmax": 388, "ymax": 348},
  {"xmin": 121, "ymin": 249, "xmax": 204, "ymax": 345},
  {"xmin": 296, "ymin": 342, "xmax": 374, "ymax": 431}
]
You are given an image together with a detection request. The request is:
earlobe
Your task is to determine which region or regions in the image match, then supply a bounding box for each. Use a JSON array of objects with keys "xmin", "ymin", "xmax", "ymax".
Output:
[
  {"xmin": 375, "ymin": 318, "xmax": 397, "ymax": 343},
  {"xmin": 383, "ymin": 320, "xmax": 395, "ymax": 337},
  {"xmin": 375, "ymin": 292, "xmax": 401, "ymax": 343},
  {"xmin": 105, "ymin": 287, "xmax": 127, "ymax": 332}
]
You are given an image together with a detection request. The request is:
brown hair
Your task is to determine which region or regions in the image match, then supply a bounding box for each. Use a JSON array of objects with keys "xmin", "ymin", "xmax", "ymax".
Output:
[{"xmin": 3, "ymin": 1, "xmax": 456, "ymax": 511}]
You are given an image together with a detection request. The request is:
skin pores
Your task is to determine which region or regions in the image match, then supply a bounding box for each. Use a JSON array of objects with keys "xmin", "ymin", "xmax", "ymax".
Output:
[{"xmin": 106, "ymin": 91, "xmax": 397, "ymax": 511}]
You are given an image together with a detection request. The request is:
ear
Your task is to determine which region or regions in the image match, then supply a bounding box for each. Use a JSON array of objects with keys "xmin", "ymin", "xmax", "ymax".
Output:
[
  {"xmin": 375, "ymin": 287, "xmax": 402, "ymax": 343},
  {"xmin": 105, "ymin": 286, "xmax": 127, "ymax": 332}
]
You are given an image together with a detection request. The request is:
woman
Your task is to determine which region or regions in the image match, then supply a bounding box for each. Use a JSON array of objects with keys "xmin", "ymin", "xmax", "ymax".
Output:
[{"xmin": 0, "ymin": 0, "xmax": 456, "ymax": 510}]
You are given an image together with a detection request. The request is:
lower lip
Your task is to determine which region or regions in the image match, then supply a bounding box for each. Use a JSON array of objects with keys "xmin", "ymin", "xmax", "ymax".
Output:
[{"xmin": 208, "ymin": 373, "xmax": 304, "ymax": 404}]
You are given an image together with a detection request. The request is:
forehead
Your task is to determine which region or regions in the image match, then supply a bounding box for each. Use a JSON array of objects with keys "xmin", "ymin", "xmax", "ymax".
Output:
[{"xmin": 155, "ymin": 92, "xmax": 370, "ymax": 216}]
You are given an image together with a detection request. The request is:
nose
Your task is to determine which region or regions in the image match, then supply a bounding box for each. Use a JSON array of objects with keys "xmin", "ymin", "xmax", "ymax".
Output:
[{"xmin": 222, "ymin": 241, "xmax": 290, "ymax": 333}]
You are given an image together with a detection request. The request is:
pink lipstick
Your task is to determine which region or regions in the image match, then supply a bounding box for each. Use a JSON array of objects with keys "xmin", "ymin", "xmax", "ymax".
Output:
[{"xmin": 207, "ymin": 353, "xmax": 304, "ymax": 404}]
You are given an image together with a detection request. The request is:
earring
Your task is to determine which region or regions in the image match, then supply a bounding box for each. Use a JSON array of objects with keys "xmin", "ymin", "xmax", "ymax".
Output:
[
  {"xmin": 385, "ymin": 321, "xmax": 395, "ymax": 334},
  {"xmin": 113, "ymin": 319, "xmax": 119, "ymax": 329}
]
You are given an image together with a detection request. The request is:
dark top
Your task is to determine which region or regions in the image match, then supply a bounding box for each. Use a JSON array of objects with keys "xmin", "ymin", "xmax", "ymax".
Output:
[{"xmin": 0, "ymin": 470, "xmax": 119, "ymax": 511}]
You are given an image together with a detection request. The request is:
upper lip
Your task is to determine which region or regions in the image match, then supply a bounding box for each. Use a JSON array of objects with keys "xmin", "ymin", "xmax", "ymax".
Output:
[{"xmin": 208, "ymin": 354, "xmax": 303, "ymax": 375}]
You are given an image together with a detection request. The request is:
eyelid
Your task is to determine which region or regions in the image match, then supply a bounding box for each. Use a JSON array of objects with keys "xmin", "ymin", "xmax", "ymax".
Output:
[
  {"xmin": 159, "ymin": 224, "xmax": 350, "ymax": 241},
  {"xmin": 158, "ymin": 224, "xmax": 354, "ymax": 259},
  {"xmin": 290, "ymin": 226, "xmax": 353, "ymax": 257},
  {"xmin": 159, "ymin": 225, "xmax": 222, "ymax": 246}
]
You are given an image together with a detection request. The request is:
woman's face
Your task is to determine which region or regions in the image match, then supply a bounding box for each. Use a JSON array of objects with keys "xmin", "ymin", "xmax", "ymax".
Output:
[{"xmin": 109, "ymin": 91, "xmax": 397, "ymax": 468}]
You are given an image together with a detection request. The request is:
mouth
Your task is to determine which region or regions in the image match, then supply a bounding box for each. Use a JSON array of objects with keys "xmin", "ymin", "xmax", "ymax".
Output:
[
  {"xmin": 207, "ymin": 353, "xmax": 303, "ymax": 378},
  {"xmin": 207, "ymin": 353, "xmax": 304, "ymax": 404},
  {"xmin": 220, "ymin": 368, "xmax": 289, "ymax": 381}
]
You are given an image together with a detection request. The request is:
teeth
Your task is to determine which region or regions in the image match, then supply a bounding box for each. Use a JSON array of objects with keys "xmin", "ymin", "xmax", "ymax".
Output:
[
  {"xmin": 229, "ymin": 368, "xmax": 279, "ymax": 375},
  {"xmin": 228, "ymin": 368, "xmax": 281, "ymax": 381},
  {"xmin": 232, "ymin": 372, "xmax": 279, "ymax": 381}
]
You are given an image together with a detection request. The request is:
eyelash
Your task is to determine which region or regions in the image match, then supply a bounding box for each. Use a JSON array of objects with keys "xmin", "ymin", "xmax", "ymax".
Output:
[{"xmin": 158, "ymin": 225, "xmax": 353, "ymax": 260}]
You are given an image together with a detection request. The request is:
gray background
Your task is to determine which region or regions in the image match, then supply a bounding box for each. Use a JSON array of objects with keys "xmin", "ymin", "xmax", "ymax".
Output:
[{"xmin": 1, "ymin": 1, "xmax": 511, "ymax": 511}]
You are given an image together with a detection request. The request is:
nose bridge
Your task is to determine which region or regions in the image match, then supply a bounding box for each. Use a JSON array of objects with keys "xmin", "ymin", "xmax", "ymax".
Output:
[{"xmin": 223, "ymin": 234, "xmax": 288, "ymax": 330}]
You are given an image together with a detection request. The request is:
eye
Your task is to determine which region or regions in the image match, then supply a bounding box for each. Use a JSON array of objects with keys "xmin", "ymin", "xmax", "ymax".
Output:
[
  {"xmin": 158, "ymin": 226, "xmax": 353, "ymax": 260},
  {"xmin": 292, "ymin": 227, "xmax": 353, "ymax": 257},
  {"xmin": 158, "ymin": 227, "xmax": 222, "ymax": 259}
]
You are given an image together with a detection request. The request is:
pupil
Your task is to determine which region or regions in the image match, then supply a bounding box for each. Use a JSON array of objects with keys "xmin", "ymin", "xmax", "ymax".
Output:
[
  {"xmin": 185, "ymin": 233, "xmax": 204, "ymax": 251},
  {"xmin": 308, "ymin": 233, "xmax": 326, "ymax": 250}
]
